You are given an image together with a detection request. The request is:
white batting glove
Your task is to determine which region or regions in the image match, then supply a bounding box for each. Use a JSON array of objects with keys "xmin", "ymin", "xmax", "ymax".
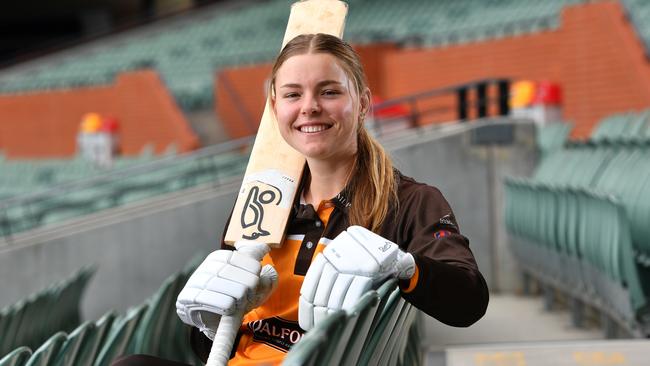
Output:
[
  {"xmin": 299, "ymin": 226, "xmax": 415, "ymax": 330},
  {"xmin": 176, "ymin": 246, "xmax": 278, "ymax": 340}
]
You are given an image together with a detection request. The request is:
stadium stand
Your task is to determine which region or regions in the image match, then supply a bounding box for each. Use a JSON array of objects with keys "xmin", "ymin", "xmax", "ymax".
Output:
[
  {"xmin": 0, "ymin": 258, "xmax": 202, "ymax": 366},
  {"xmin": 505, "ymin": 110, "xmax": 650, "ymax": 337},
  {"xmin": 0, "ymin": 0, "xmax": 584, "ymax": 111},
  {"xmin": 0, "ymin": 260, "xmax": 422, "ymax": 366},
  {"xmin": 0, "ymin": 139, "xmax": 250, "ymax": 238},
  {"xmin": 6, "ymin": 0, "xmax": 650, "ymax": 361},
  {"xmin": 0, "ymin": 267, "xmax": 94, "ymax": 360}
]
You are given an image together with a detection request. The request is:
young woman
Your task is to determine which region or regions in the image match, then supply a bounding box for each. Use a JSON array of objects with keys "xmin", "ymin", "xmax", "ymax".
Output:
[{"xmin": 114, "ymin": 33, "xmax": 488, "ymax": 366}]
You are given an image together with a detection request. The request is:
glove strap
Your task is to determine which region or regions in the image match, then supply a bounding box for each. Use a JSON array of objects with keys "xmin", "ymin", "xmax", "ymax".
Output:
[{"xmin": 396, "ymin": 252, "xmax": 416, "ymax": 280}]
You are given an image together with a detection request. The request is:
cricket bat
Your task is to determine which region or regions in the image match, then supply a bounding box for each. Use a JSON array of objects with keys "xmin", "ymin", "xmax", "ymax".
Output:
[{"xmin": 207, "ymin": 1, "xmax": 348, "ymax": 365}]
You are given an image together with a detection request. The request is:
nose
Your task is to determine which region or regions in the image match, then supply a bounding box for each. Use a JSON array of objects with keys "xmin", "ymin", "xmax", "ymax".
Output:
[{"xmin": 300, "ymin": 95, "xmax": 321, "ymax": 115}]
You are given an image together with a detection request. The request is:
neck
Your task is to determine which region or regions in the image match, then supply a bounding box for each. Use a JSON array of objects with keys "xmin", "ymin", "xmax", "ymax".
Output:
[{"xmin": 303, "ymin": 156, "xmax": 355, "ymax": 207}]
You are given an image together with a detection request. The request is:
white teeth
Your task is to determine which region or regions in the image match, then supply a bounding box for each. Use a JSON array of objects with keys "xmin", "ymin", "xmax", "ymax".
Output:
[{"xmin": 300, "ymin": 125, "xmax": 329, "ymax": 133}]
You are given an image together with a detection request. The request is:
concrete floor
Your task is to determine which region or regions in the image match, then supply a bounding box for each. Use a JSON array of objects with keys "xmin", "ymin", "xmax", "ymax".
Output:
[{"xmin": 420, "ymin": 293, "xmax": 605, "ymax": 366}]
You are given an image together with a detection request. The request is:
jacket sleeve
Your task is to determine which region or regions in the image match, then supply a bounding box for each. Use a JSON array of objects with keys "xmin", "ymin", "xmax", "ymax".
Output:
[{"xmin": 383, "ymin": 183, "xmax": 489, "ymax": 327}]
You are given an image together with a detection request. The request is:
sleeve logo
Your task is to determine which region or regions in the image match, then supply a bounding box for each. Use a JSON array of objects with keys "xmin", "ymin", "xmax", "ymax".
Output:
[{"xmin": 434, "ymin": 230, "xmax": 451, "ymax": 239}]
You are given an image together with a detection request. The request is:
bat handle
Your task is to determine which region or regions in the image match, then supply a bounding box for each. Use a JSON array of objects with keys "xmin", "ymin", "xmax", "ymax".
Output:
[
  {"xmin": 206, "ymin": 309, "xmax": 245, "ymax": 366},
  {"xmin": 206, "ymin": 241, "xmax": 269, "ymax": 366}
]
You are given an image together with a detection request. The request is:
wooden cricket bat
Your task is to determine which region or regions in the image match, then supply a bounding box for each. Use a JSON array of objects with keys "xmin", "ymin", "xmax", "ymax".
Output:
[
  {"xmin": 224, "ymin": 0, "xmax": 348, "ymax": 247},
  {"xmin": 207, "ymin": 1, "xmax": 348, "ymax": 365}
]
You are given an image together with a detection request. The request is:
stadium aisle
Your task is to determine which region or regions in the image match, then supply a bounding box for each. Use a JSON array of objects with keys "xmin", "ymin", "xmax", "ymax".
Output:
[{"xmin": 422, "ymin": 293, "xmax": 604, "ymax": 366}]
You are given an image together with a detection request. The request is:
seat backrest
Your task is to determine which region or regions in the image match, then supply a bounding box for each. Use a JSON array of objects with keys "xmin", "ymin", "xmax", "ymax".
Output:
[
  {"xmin": 0, "ymin": 347, "xmax": 32, "ymax": 366},
  {"xmin": 332, "ymin": 290, "xmax": 381, "ymax": 366},
  {"xmin": 357, "ymin": 287, "xmax": 404, "ymax": 366},
  {"xmin": 93, "ymin": 304, "xmax": 148, "ymax": 366},
  {"xmin": 282, "ymin": 310, "xmax": 346, "ymax": 366},
  {"xmin": 24, "ymin": 332, "xmax": 67, "ymax": 366}
]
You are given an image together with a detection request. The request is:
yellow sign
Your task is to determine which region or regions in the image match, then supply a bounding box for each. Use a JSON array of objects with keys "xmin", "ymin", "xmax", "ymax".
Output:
[{"xmin": 474, "ymin": 352, "xmax": 527, "ymax": 366}]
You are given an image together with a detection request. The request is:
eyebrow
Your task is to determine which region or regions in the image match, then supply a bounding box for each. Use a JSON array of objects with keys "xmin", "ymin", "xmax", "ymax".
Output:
[{"xmin": 279, "ymin": 80, "xmax": 343, "ymax": 89}]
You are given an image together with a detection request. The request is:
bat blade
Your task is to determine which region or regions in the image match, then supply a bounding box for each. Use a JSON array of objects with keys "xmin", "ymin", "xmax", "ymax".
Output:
[{"xmin": 224, "ymin": 0, "xmax": 348, "ymax": 247}]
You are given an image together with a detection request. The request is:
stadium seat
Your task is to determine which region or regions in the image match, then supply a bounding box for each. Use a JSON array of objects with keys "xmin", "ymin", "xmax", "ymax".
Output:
[
  {"xmin": 131, "ymin": 272, "xmax": 191, "ymax": 362},
  {"xmin": 357, "ymin": 286, "xmax": 404, "ymax": 366},
  {"xmin": 51, "ymin": 323, "xmax": 95, "ymax": 366},
  {"xmin": 328, "ymin": 290, "xmax": 380, "ymax": 366},
  {"xmin": 386, "ymin": 305, "xmax": 418, "ymax": 366},
  {"xmin": 23, "ymin": 332, "xmax": 67, "ymax": 366},
  {"xmin": 0, "ymin": 0, "xmax": 578, "ymax": 110},
  {"xmin": 505, "ymin": 125, "xmax": 650, "ymax": 334},
  {"xmin": 281, "ymin": 310, "xmax": 346, "ymax": 366},
  {"xmin": 536, "ymin": 122, "xmax": 573, "ymax": 157},
  {"xmin": 74, "ymin": 313, "xmax": 117, "ymax": 366},
  {"xmin": 0, "ymin": 347, "xmax": 32, "ymax": 366},
  {"xmin": 402, "ymin": 318, "xmax": 423, "ymax": 366},
  {"xmin": 0, "ymin": 267, "xmax": 95, "ymax": 358},
  {"xmin": 93, "ymin": 304, "xmax": 149, "ymax": 366}
]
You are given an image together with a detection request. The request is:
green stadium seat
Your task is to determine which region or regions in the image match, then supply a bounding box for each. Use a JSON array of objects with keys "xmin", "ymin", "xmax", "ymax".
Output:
[
  {"xmin": 403, "ymin": 317, "xmax": 423, "ymax": 366},
  {"xmin": 1, "ymin": 305, "xmax": 28, "ymax": 357},
  {"xmin": 131, "ymin": 273, "xmax": 186, "ymax": 360},
  {"xmin": 506, "ymin": 123, "xmax": 650, "ymax": 334},
  {"xmin": 328, "ymin": 289, "xmax": 380, "ymax": 366},
  {"xmin": 357, "ymin": 286, "xmax": 403, "ymax": 366},
  {"xmin": 52, "ymin": 323, "xmax": 96, "ymax": 366},
  {"xmin": 0, "ymin": 0, "xmax": 575, "ymax": 110},
  {"xmin": 536, "ymin": 122, "xmax": 573, "ymax": 157},
  {"xmin": 74, "ymin": 313, "xmax": 116, "ymax": 366},
  {"xmin": 0, "ymin": 347, "xmax": 32, "ymax": 366},
  {"xmin": 385, "ymin": 305, "xmax": 418, "ymax": 366},
  {"xmin": 24, "ymin": 332, "xmax": 67, "ymax": 366},
  {"xmin": 281, "ymin": 310, "xmax": 346, "ymax": 366},
  {"xmin": 94, "ymin": 304, "xmax": 149, "ymax": 366}
]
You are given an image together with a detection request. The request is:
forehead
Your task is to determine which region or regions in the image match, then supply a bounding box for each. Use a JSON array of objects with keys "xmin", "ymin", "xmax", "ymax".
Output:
[{"xmin": 275, "ymin": 53, "xmax": 349, "ymax": 86}]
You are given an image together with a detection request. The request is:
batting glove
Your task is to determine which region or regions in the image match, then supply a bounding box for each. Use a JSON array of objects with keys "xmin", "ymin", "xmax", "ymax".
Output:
[
  {"xmin": 176, "ymin": 246, "xmax": 278, "ymax": 340},
  {"xmin": 299, "ymin": 226, "xmax": 415, "ymax": 330}
]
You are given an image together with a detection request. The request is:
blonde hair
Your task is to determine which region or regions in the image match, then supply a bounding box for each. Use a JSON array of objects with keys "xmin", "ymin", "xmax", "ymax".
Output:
[{"xmin": 269, "ymin": 33, "xmax": 397, "ymax": 231}]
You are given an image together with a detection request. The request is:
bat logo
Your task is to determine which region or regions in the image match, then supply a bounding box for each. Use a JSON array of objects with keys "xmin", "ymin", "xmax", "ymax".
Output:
[
  {"xmin": 240, "ymin": 185, "xmax": 283, "ymax": 240},
  {"xmin": 378, "ymin": 242, "xmax": 392, "ymax": 253}
]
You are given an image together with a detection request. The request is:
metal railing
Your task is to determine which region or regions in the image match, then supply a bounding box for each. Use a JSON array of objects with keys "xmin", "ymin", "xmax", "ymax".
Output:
[
  {"xmin": 369, "ymin": 78, "xmax": 510, "ymax": 137},
  {"xmin": 0, "ymin": 136, "xmax": 254, "ymax": 239},
  {"xmin": 0, "ymin": 78, "xmax": 512, "ymax": 239}
]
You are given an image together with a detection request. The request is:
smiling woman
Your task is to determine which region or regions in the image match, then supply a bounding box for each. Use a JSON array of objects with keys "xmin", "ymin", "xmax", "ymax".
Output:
[
  {"xmin": 272, "ymin": 52, "xmax": 363, "ymax": 205},
  {"xmin": 272, "ymin": 53, "xmax": 361, "ymax": 162},
  {"xmin": 112, "ymin": 33, "xmax": 488, "ymax": 366}
]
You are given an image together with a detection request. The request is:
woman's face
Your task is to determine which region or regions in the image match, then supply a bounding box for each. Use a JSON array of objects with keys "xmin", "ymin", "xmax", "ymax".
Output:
[{"xmin": 272, "ymin": 53, "xmax": 365, "ymax": 163}]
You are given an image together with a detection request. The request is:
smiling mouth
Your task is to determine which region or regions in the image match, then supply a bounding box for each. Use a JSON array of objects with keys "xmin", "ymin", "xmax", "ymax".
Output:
[{"xmin": 298, "ymin": 124, "xmax": 332, "ymax": 133}]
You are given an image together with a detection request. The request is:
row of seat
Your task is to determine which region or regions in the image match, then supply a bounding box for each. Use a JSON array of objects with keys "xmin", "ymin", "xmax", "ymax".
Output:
[
  {"xmin": 1, "ymin": 263, "xmax": 421, "ymax": 366},
  {"xmin": 505, "ymin": 115, "xmax": 650, "ymax": 334},
  {"xmin": 0, "ymin": 258, "xmax": 202, "ymax": 366},
  {"xmin": 505, "ymin": 181, "xmax": 648, "ymax": 331},
  {"xmin": 0, "ymin": 0, "xmax": 581, "ymax": 110},
  {"xmin": 589, "ymin": 108, "xmax": 650, "ymax": 142},
  {"xmin": 283, "ymin": 279, "xmax": 422, "ymax": 366},
  {"xmin": 0, "ymin": 148, "xmax": 165, "ymax": 198},
  {"xmin": 622, "ymin": 0, "xmax": 650, "ymax": 56},
  {"xmin": 0, "ymin": 267, "xmax": 95, "ymax": 359},
  {"xmin": 0, "ymin": 151, "xmax": 248, "ymax": 238}
]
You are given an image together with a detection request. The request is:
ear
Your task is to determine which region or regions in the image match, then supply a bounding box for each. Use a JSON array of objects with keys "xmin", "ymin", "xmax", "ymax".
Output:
[{"xmin": 360, "ymin": 87, "xmax": 371, "ymax": 117}]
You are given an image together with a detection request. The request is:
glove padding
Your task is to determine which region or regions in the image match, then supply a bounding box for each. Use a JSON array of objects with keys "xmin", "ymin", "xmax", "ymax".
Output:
[
  {"xmin": 176, "ymin": 248, "xmax": 278, "ymax": 340},
  {"xmin": 299, "ymin": 226, "xmax": 415, "ymax": 330}
]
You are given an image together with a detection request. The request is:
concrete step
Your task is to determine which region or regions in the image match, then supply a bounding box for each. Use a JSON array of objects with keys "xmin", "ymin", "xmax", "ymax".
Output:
[
  {"xmin": 421, "ymin": 293, "xmax": 610, "ymax": 366},
  {"xmin": 444, "ymin": 339, "xmax": 650, "ymax": 366}
]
